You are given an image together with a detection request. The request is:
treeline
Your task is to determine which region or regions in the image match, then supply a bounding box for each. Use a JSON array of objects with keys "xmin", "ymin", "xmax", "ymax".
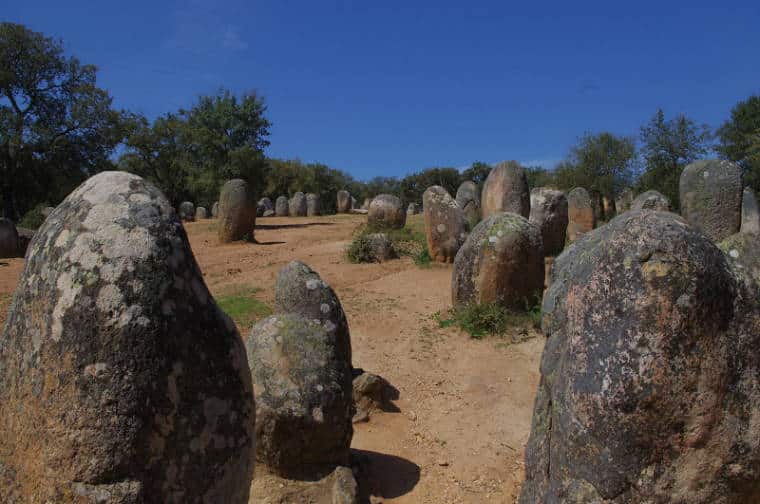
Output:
[{"xmin": 2, "ymin": 22, "xmax": 760, "ymax": 227}]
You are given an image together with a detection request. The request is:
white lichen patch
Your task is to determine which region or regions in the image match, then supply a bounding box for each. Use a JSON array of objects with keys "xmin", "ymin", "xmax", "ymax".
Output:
[
  {"xmin": 96, "ymin": 284, "xmax": 125, "ymax": 315},
  {"xmin": 51, "ymin": 270, "xmax": 83, "ymax": 341},
  {"xmin": 306, "ymin": 279, "xmax": 320, "ymax": 290}
]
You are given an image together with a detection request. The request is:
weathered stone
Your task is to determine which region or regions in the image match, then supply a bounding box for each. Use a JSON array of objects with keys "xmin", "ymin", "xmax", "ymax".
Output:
[
  {"xmin": 456, "ymin": 180, "xmax": 481, "ymax": 229},
  {"xmin": 741, "ymin": 187, "xmax": 760, "ymax": 234},
  {"xmin": 218, "ymin": 179, "xmax": 256, "ymax": 243},
  {"xmin": 178, "ymin": 200, "xmax": 195, "ymax": 221},
  {"xmin": 529, "ymin": 188, "xmax": 568, "ymax": 256},
  {"xmin": 720, "ymin": 232, "xmax": 760, "ymax": 284},
  {"xmin": 331, "ymin": 466, "xmax": 358, "ymax": 504},
  {"xmin": 274, "ymin": 260, "xmax": 351, "ymax": 364},
  {"xmin": 275, "ymin": 196, "xmax": 289, "ymax": 216},
  {"xmin": 289, "ymin": 192, "xmax": 307, "ymax": 217},
  {"xmin": 566, "ymin": 187, "xmax": 595, "ymax": 242},
  {"xmin": 337, "ymin": 190, "xmax": 352, "ymax": 213},
  {"xmin": 263, "ymin": 209, "xmax": 275, "ymax": 218},
  {"xmin": 422, "ymin": 186, "xmax": 468, "ymax": 263},
  {"xmin": 406, "ymin": 203, "xmax": 418, "ymax": 215},
  {"xmin": 257, "ymin": 197, "xmax": 273, "ymax": 217},
  {"xmin": 195, "ymin": 206, "xmax": 208, "ymax": 219},
  {"xmin": 680, "ymin": 159, "xmax": 743, "ymax": 241},
  {"xmin": 615, "ymin": 188, "xmax": 634, "ymax": 213},
  {"xmin": 211, "ymin": 201, "xmax": 220, "ymax": 218},
  {"xmin": 40, "ymin": 206, "xmax": 55, "ymax": 218},
  {"xmin": 361, "ymin": 198, "xmax": 371, "ymax": 211},
  {"xmin": 0, "ymin": 171, "xmax": 255, "ymax": 503},
  {"xmin": 350, "ymin": 196, "xmax": 357, "ymax": 209},
  {"xmin": 480, "ymin": 161, "xmax": 530, "ymax": 219},
  {"xmin": 247, "ymin": 313, "xmax": 353, "ymax": 479},
  {"xmin": 306, "ymin": 193, "xmax": 321, "ymax": 216},
  {"xmin": 368, "ymin": 194, "xmax": 406, "ymax": 229},
  {"xmin": 0, "ymin": 217, "xmax": 20, "ymax": 258},
  {"xmin": 520, "ymin": 210, "xmax": 760, "ymax": 504},
  {"xmin": 630, "ymin": 189, "xmax": 671, "ymax": 212},
  {"xmin": 452, "ymin": 212, "xmax": 544, "ymax": 309},
  {"xmin": 352, "ymin": 371, "xmax": 390, "ymax": 416}
]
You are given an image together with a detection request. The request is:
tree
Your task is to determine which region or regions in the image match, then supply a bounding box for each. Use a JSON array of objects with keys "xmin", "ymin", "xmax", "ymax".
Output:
[
  {"xmin": 398, "ymin": 167, "xmax": 461, "ymax": 204},
  {"xmin": 0, "ymin": 22, "xmax": 125, "ymax": 219},
  {"xmin": 716, "ymin": 95, "xmax": 760, "ymax": 192},
  {"xmin": 524, "ymin": 165, "xmax": 555, "ymax": 189},
  {"xmin": 461, "ymin": 161, "xmax": 491, "ymax": 189}
]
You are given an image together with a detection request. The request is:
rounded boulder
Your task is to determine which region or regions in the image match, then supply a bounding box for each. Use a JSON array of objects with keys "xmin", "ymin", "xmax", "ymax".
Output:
[
  {"xmin": 423, "ymin": 186, "xmax": 468, "ymax": 263},
  {"xmin": 218, "ymin": 178, "xmax": 256, "ymax": 243},
  {"xmin": 178, "ymin": 200, "xmax": 195, "ymax": 221},
  {"xmin": 480, "ymin": 161, "xmax": 530, "ymax": 219},
  {"xmin": 337, "ymin": 190, "xmax": 352, "ymax": 213},
  {"xmin": 275, "ymin": 196, "xmax": 289, "ymax": 216},
  {"xmin": 368, "ymin": 194, "xmax": 406, "ymax": 229},
  {"xmin": 630, "ymin": 189, "xmax": 671, "ymax": 212},
  {"xmin": 289, "ymin": 192, "xmax": 307, "ymax": 217},
  {"xmin": 306, "ymin": 193, "xmax": 321, "ymax": 216}
]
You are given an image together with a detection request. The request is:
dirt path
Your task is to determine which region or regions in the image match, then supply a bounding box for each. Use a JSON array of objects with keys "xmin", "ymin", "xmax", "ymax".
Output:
[{"xmin": 0, "ymin": 214, "xmax": 544, "ymax": 503}]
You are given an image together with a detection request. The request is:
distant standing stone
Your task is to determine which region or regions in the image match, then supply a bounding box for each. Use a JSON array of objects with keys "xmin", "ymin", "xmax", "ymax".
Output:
[
  {"xmin": 615, "ymin": 188, "xmax": 634, "ymax": 213},
  {"xmin": 218, "ymin": 179, "xmax": 257, "ymax": 243},
  {"xmin": 367, "ymin": 232, "xmax": 397, "ymax": 262},
  {"xmin": 480, "ymin": 161, "xmax": 530, "ymax": 219},
  {"xmin": 275, "ymin": 196, "xmax": 289, "ymax": 216},
  {"xmin": 407, "ymin": 202, "xmax": 418, "ymax": 215},
  {"xmin": 361, "ymin": 198, "xmax": 371, "ymax": 210},
  {"xmin": 529, "ymin": 188, "xmax": 568, "ymax": 256},
  {"xmin": 679, "ymin": 159, "xmax": 742, "ymax": 241},
  {"xmin": 0, "ymin": 218, "xmax": 20, "ymax": 259},
  {"xmin": 566, "ymin": 187, "xmax": 595, "ymax": 242},
  {"xmin": 195, "ymin": 206, "xmax": 208, "ymax": 219},
  {"xmin": 306, "ymin": 193, "xmax": 321, "ymax": 216},
  {"xmin": 741, "ymin": 187, "xmax": 760, "ymax": 234},
  {"xmin": 179, "ymin": 200, "xmax": 195, "ymax": 221},
  {"xmin": 337, "ymin": 190, "xmax": 352, "ymax": 213},
  {"xmin": 257, "ymin": 197, "xmax": 274, "ymax": 217},
  {"xmin": 368, "ymin": 194, "xmax": 406, "ymax": 229},
  {"xmin": 289, "ymin": 192, "xmax": 307, "ymax": 217},
  {"xmin": 456, "ymin": 180, "xmax": 481, "ymax": 229},
  {"xmin": 212, "ymin": 201, "xmax": 220, "ymax": 218},
  {"xmin": 630, "ymin": 189, "xmax": 671, "ymax": 212},
  {"xmin": 423, "ymin": 186, "xmax": 468, "ymax": 263}
]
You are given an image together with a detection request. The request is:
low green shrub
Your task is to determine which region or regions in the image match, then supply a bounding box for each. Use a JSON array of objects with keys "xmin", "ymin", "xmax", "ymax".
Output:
[
  {"xmin": 19, "ymin": 203, "xmax": 50, "ymax": 230},
  {"xmin": 346, "ymin": 234, "xmax": 376, "ymax": 263},
  {"xmin": 436, "ymin": 294, "xmax": 542, "ymax": 340}
]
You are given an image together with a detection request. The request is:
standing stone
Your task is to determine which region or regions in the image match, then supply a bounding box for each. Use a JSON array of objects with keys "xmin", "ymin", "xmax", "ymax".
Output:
[
  {"xmin": 337, "ymin": 190, "xmax": 352, "ymax": 214},
  {"xmin": 567, "ymin": 187, "xmax": 596, "ymax": 242},
  {"xmin": 368, "ymin": 194, "xmax": 406, "ymax": 229},
  {"xmin": 480, "ymin": 161, "xmax": 530, "ymax": 219},
  {"xmin": 218, "ymin": 179, "xmax": 256, "ymax": 243},
  {"xmin": 289, "ymin": 192, "xmax": 307, "ymax": 217},
  {"xmin": 741, "ymin": 187, "xmax": 760, "ymax": 234},
  {"xmin": 178, "ymin": 200, "xmax": 195, "ymax": 221},
  {"xmin": 0, "ymin": 218, "xmax": 20, "ymax": 259},
  {"xmin": 456, "ymin": 180, "xmax": 481, "ymax": 229},
  {"xmin": 0, "ymin": 172, "xmax": 254, "ymax": 503},
  {"xmin": 423, "ymin": 186, "xmax": 468, "ymax": 263},
  {"xmin": 680, "ymin": 159, "xmax": 743, "ymax": 242},
  {"xmin": 350, "ymin": 196, "xmax": 357, "ymax": 209},
  {"xmin": 615, "ymin": 188, "xmax": 634, "ymax": 213},
  {"xmin": 520, "ymin": 210, "xmax": 760, "ymax": 504},
  {"xmin": 361, "ymin": 198, "xmax": 371, "ymax": 211},
  {"xmin": 630, "ymin": 189, "xmax": 671, "ymax": 212},
  {"xmin": 366, "ymin": 233, "xmax": 396, "ymax": 262},
  {"xmin": 529, "ymin": 188, "xmax": 568, "ymax": 257},
  {"xmin": 195, "ymin": 206, "xmax": 208, "ymax": 219},
  {"xmin": 257, "ymin": 197, "xmax": 274, "ymax": 217},
  {"xmin": 275, "ymin": 196, "xmax": 289, "ymax": 217},
  {"xmin": 306, "ymin": 193, "xmax": 321, "ymax": 216},
  {"xmin": 720, "ymin": 232, "xmax": 760, "ymax": 284},
  {"xmin": 211, "ymin": 201, "xmax": 220, "ymax": 218},
  {"xmin": 452, "ymin": 213, "xmax": 544, "ymax": 309},
  {"xmin": 407, "ymin": 203, "xmax": 418, "ymax": 215}
]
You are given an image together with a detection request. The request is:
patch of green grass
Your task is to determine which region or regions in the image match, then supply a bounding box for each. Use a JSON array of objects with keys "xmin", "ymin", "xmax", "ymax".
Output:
[
  {"xmin": 216, "ymin": 285, "xmax": 271, "ymax": 329},
  {"xmin": 349, "ymin": 218, "xmax": 431, "ymax": 268},
  {"xmin": 435, "ymin": 295, "xmax": 542, "ymax": 340},
  {"xmin": 413, "ymin": 247, "xmax": 432, "ymax": 268}
]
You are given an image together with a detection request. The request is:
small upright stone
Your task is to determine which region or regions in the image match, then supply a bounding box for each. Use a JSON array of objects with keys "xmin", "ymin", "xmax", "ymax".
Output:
[
  {"xmin": 630, "ymin": 190, "xmax": 671, "ymax": 212},
  {"xmin": 361, "ymin": 198, "xmax": 371, "ymax": 210},
  {"xmin": 306, "ymin": 193, "xmax": 321, "ymax": 216},
  {"xmin": 289, "ymin": 192, "xmax": 307, "ymax": 217},
  {"xmin": 456, "ymin": 180, "xmax": 481, "ymax": 229},
  {"xmin": 368, "ymin": 194, "xmax": 406, "ymax": 229},
  {"xmin": 741, "ymin": 187, "xmax": 760, "ymax": 234},
  {"xmin": 218, "ymin": 178, "xmax": 256, "ymax": 243},
  {"xmin": 452, "ymin": 212, "xmax": 544, "ymax": 309},
  {"xmin": 529, "ymin": 188, "xmax": 568, "ymax": 256},
  {"xmin": 337, "ymin": 190, "xmax": 352, "ymax": 213},
  {"xmin": 195, "ymin": 206, "xmax": 208, "ymax": 219},
  {"xmin": 178, "ymin": 200, "xmax": 195, "ymax": 221},
  {"xmin": 480, "ymin": 161, "xmax": 530, "ymax": 219},
  {"xmin": 407, "ymin": 202, "xmax": 418, "ymax": 215},
  {"xmin": 679, "ymin": 159, "xmax": 742, "ymax": 241},
  {"xmin": 350, "ymin": 196, "xmax": 357, "ymax": 209},
  {"xmin": 423, "ymin": 186, "xmax": 468, "ymax": 263},
  {"xmin": 212, "ymin": 201, "xmax": 220, "ymax": 218},
  {"xmin": 257, "ymin": 197, "xmax": 274, "ymax": 217},
  {"xmin": 566, "ymin": 187, "xmax": 595, "ymax": 242},
  {"xmin": 275, "ymin": 196, "xmax": 289, "ymax": 216},
  {"xmin": 366, "ymin": 233, "xmax": 396, "ymax": 262},
  {"xmin": 0, "ymin": 218, "xmax": 20, "ymax": 258}
]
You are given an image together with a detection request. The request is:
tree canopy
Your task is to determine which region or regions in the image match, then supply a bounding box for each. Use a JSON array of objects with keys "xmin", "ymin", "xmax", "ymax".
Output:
[{"xmin": 717, "ymin": 95, "xmax": 760, "ymax": 192}]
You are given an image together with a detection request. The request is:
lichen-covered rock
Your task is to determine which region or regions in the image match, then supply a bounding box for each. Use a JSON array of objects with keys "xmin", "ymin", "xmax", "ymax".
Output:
[
  {"xmin": 331, "ymin": 466, "xmax": 358, "ymax": 504},
  {"xmin": 423, "ymin": 186, "xmax": 468, "ymax": 263},
  {"xmin": 529, "ymin": 188, "xmax": 568, "ymax": 256},
  {"xmin": 520, "ymin": 210, "xmax": 760, "ymax": 504},
  {"xmin": 247, "ymin": 313, "xmax": 353, "ymax": 479},
  {"xmin": 306, "ymin": 193, "xmax": 321, "ymax": 216},
  {"xmin": 0, "ymin": 171, "xmax": 255, "ymax": 503},
  {"xmin": 257, "ymin": 197, "xmax": 273, "ymax": 217},
  {"xmin": 195, "ymin": 206, "xmax": 208, "ymax": 219},
  {"xmin": 289, "ymin": 192, "xmax": 307, "ymax": 217},
  {"xmin": 720, "ymin": 232, "xmax": 760, "ymax": 284},
  {"xmin": 275, "ymin": 196, "xmax": 289, "ymax": 217},
  {"xmin": 218, "ymin": 179, "xmax": 256, "ymax": 243},
  {"xmin": 366, "ymin": 233, "xmax": 396, "ymax": 262},
  {"xmin": 741, "ymin": 187, "xmax": 760, "ymax": 234},
  {"xmin": 567, "ymin": 187, "xmax": 595, "ymax": 242},
  {"xmin": 178, "ymin": 200, "xmax": 195, "ymax": 221},
  {"xmin": 274, "ymin": 260, "xmax": 351, "ymax": 364},
  {"xmin": 456, "ymin": 180, "xmax": 481, "ymax": 229},
  {"xmin": 368, "ymin": 194, "xmax": 406, "ymax": 229},
  {"xmin": 211, "ymin": 201, "xmax": 220, "ymax": 218},
  {"xmin": 631, "ymin": 189, "xmax": 671, "ymax": 211},
  {"xmin": 480, "ymin": 161, "xmax": 530, "ymax": 219},
  {"xmin": 679, "ymin": 159, "xmax": 742, "ymax": 241},
  {"xmin": 337, "ymin": 191, "xmax": 352, "ymax": 213},
  {"xmin": 41, "ymin": 206, "xmax": 55, "ymax": 218},
  {"xmin": 0, "ymin": 217, "xmax": 20, "ymax": 258},
  {"xmin": 452, "ymin": 212, "xmax": 544, "ymax": 309}
]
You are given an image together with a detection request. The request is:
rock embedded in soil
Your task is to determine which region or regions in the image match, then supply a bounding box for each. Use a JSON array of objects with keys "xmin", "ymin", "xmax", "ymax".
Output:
[
  {"xmin": 366, "ymin": 233, "xmax": 396, "ymax": 262},
  {"xmin": 275, "ymin": 195, "xmax": 289, "ymax": 216},
  {"xmin": 630, "ymin": 189, "xmax": 671, "ymax": 212},
  {"xmin": 566, "ymin": 187, "xmax": 595, "ymax": 242},
  {"xmin": 423, "ymin": 185, "xmax": 468, "ymax": 263},
  {"xmin": 218, "ymin": 178, "xmax": 257, "ymax": 243},
  {"xmin": 178, "ymin": 200, "xmax": 195, "ymax": 221},
  {"xmin": 337, "ymin": 190, "xmax": 352, "ymax": 213},
  {"xmin": 480, "ymin": 161, "xmax": 530, "ymax": 219},
  {"xmin": 529, "ymin": 188, "xmax": 568, "ymax": 256},
  {"xmin": 679, "ymin": 159, "xmax": 742, "ymax": 241},
  {"xmin": 740, "ymin": 187, "xmax": 760, "ymax": 234},
  {"xmin": 0, "ymin": 171, "xmax": 255, "ymax": 503},
  {"xmin": 520, "ymin": 209, "xmax": 760, "ymax": 504},
  {"xmin": 0, "ymin": 217, "xmax": 20, "ymax": 258},
  {"xmin": 368, "ymin": 194, "xmax": 406, "ymax": 229}
]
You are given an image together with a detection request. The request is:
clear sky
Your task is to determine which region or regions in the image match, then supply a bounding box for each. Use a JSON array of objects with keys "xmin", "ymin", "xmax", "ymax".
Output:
[{"xmin": 7, "ymin": 1, "xmax": 760, "ymax": 179}]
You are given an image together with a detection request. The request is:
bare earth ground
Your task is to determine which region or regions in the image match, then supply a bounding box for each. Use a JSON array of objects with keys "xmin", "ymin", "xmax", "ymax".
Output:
[{"xmin": 0, "ymin": 213, "xmax": 544, "ymax": 503}]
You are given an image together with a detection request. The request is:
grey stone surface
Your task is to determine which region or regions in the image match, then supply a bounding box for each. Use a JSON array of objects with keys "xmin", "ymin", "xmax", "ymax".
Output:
[
  {"xmin": 679, "ymin": 159, "xmax": 743, "ymax": 241},
  {"xmin": 368, "ymin": 194, "xmax": 406, "ymax": 229},
  {"xmin": 480, "ymin": 161, "xmax": 530, "ymax": 219},
  {"xmin": 289, "ymin": 192, "xmax": 307, "ymax": 217},
  {"xmin": 178, "ymin": 200, "xmax": 195, "ymax": 221},
  {"xmin": 218, "ymin": 179, "xmax": 256, "ymax": 243},
  {"xmin": 306, "ymin": 193, "xmax": 321, "ymax": 216},
  {"xmin": 422, "ymin": 186, "xmax": 468, "ymax": 263},
  {"xmin": 630, "ymin": 190, "xmax": 671, "ymax": 212},
  {"xmin": 529, "ymin": 188, "xmax": 568, "ymax": 256},
  {"xmin": 337, "ymin": 191, "xmax": 352, "ymax": 214},
  {"xmin": 275, "ymin": 196, "xmax": 289, "ymax": 217},
  {"xmin": 567, "ymin": 187, "xmax": 595, "ymax": 242},
  {"xmin": 741, "ymin": 187, "xmax": 760, "ymax": 234}
]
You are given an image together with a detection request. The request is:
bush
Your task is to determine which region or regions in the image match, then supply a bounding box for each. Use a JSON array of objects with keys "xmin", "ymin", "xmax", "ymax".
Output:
[
  {"xmin": 347, "ymin": 234, "xmax": 376, "ymax": 263},
  {"xmin": 19, "ymin": 203, "xmax": 50, "ymax": 230},
  {"xmin": 436, "ymin": 295, "xmax": 542, "ymax": 340}
]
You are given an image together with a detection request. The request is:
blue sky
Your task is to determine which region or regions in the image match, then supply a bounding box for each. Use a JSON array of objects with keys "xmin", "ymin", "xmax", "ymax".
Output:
[{"xmin": 7, "ymin": 1, "xmax": 760, "ymax": 179}]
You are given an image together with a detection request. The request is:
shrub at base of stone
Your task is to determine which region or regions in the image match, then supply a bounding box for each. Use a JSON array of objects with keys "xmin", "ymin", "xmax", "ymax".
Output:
[
  {"xmin": 289, "ymin": 192, "xmax": 307, "ymax": 217},
  {"xmin": 630, "ymin": 189, "xmax": 671, "ymax": 212},
  {"xmin": 368, "ymin": 194, "xmax": 406, "ymax": 229},
  {"xmin": 741, "ymin": 187, "xmax": 760, "ymax": 234},
  {"xmin": 679, "ymin": 159, "xmax": 742, "ymax": 242},
  {"xmin": 306, "ymin": 193, "xmax": 321, "ymax": 216},
  {"xmin": 0, "ymin": 218, "xmax": 20, "ymax": 258},
  {"xmin": 337, "ymin": 190, "xmax": 352, "ymax": 213},
  {"xmin": 452, "ymin": 212, "xmax": 544, "ymax": 309},
  {"xmin": 520, "ymin": 210, "xmax": 760, "ymax": 504},
  {"xmin": 0, "ymin": 171, "xmax": 255, "ymax": 503},
  {"xmin": 529, "ymin": 188, "xmax": 568, "ymax": 256},
  {"xmin": 275, "ymin": 196, "xmax": 289, "ymax": 216},
  {"xmin": 247, "ymin": 314, "xmax": 353, "ymax": 479},
  {"xmin": 480, "ymin": 161, "xmax": 530, "ymax": 219},
  {"xmin": 218, "ymin": 179, "xmax": 257, "ymax": 243},
  {"xmin": 178, "ymin": 200, "xmax": 195, "ymax": 221},
  {"xmin": 423, "ymin": 186, "xmax": 468, "ymax": 263},
  {"xmin": 566, "ymin": 187, "xmax": 595, "ymax": 242}
]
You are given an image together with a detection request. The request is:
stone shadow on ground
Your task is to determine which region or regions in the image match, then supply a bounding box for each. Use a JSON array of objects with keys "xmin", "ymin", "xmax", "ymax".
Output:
[
  {"xmin": 253, "ymin": 240, "xmax": 287, "ymax": 245},
  {"xmin": 352, "ymin": 449, "xmax": 420, "ymax": 501},
  {"xmin": 255, "ymin": 222, "xmax": 335, "ymax": 230}
]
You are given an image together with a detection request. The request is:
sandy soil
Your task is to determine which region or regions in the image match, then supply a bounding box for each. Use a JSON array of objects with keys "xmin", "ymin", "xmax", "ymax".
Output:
[{"xmin": 0, "ymin": 213, "xmax": 544, "ymax": 503}]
